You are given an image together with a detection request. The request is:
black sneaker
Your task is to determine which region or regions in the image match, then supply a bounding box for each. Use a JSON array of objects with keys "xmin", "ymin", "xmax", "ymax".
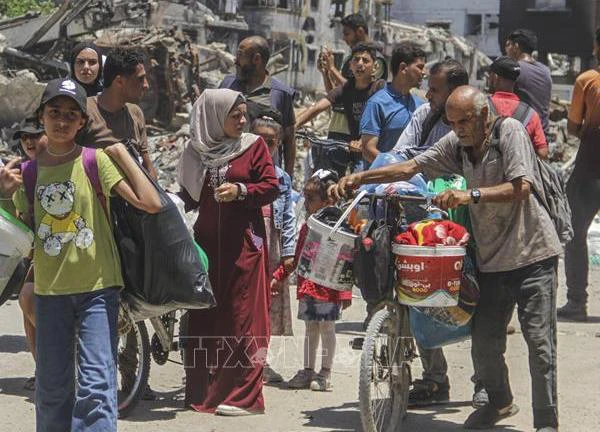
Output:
[
  {"xmin": 408, "ymin": 378, "xmax": 450, "ymax": 407},
  {"xmin": 464, "ymin": 404, "xmax": 520, "ymax": 429},
  {"xmin": 557, "ymin": 301, "xmax": 587, "ymax": 322}
]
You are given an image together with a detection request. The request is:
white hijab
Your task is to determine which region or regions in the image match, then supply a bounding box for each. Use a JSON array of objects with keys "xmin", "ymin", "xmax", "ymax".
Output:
[{"xmin": 177, "ymin": 89, "xmax": 257, "ymax": 201}]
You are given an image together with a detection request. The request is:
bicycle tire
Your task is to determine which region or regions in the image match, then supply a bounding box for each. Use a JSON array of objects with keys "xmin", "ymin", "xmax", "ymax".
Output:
[
  {"xmin": 359, "ymin": 307, "xmax": 410, "ymax": 432},
  {"xmin": 117, "ymin": 319, "xmax": 151, "ymax": 418}
]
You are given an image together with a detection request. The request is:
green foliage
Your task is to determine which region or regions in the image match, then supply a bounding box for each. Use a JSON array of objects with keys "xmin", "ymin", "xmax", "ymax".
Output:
[{"xmin": 0, "ymin": 0, "xmax": 57, "ymax": 18}]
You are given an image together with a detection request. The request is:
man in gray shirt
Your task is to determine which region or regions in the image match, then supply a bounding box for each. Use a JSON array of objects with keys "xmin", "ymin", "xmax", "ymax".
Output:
[
  {"xmin": 392, "ymin": 59, "xmax": 487, "ymax": 408},
  {"xmin": 331, "ymin": 86, "xmax": 561, "ymax": 432},
  {"xmin": 505, "ymin": 29, "xmax": 552, "ymax": 136}
]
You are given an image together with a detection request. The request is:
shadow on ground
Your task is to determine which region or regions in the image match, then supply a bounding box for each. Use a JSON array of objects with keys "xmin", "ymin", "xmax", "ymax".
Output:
[
  {"xmin": 403, "ymin": 405, "xmax": 524, "ymax": 432},
  {"xmin": 336, "ymin": 321, "xmax": 365, "ymax": 334},
  {"xmin": 120, "ymin": 387, "xmax": 186, "ymax": 423},
  {"xmin": 301, "ymin": 401, "xmax": 360, "ymax": 431},
  {"xmin": 0, "ymin": 377, "xmax": 35, "ymax": 404},
  {"xmin": 0, "ymin": 335, "xmax": 29, "ymax": 354},
  {"xmin": 558, "ymin": 315, "xmax": 600, "ymax": 323},
  {"xmin": 301, "ymin": 401, "xmax": 524, "ymax": 432}
]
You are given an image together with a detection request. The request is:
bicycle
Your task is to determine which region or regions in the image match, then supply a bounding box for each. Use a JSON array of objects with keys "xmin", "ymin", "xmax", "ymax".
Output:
[
  {"xmin": 116, "ymin": 305, "xmax": 189, "ymax": 418},
  {"xmin": 350, "ymin": 193, "xmax": 430, "ymax": 432}
]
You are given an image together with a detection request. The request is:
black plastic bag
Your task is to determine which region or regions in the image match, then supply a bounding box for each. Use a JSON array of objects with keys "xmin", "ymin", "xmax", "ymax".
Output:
[
  {"xmin": 109, "ymin": 148, "xmax": 216, "ymax": 322},
  {"xmin": 354, "ymin": 219, "xmax": 394, "ymax": 303}
]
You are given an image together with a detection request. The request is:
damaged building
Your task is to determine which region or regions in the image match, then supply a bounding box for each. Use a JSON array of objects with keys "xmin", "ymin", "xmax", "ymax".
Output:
[
  {"xmin": 0, "ymin": 0, "xmax": 577, "ymax": 170},
  {"xmin": 0, "ymin": 0, "xmax": 492, "ymax": 129},
  {"xmin": 208, "ymin": 0, "xmax": 492, "ymax": 94}
]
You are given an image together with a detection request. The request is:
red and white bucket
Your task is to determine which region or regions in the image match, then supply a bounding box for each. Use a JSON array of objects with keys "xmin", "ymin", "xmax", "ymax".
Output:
[
  {"xmin": 392, "ymin": 243, "xmax": 465, "ymax": 307},
  {"xmin": 296, "ymin": 214, "xmax": 357, "ymax": 291},
  {"xmin": 296, "ymin": 192, "xmax": 366, "ymax": 292}
]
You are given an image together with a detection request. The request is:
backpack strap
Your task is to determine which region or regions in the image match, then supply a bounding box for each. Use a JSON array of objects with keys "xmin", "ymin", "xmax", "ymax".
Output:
[
  {"xmin": 81, "ymin": 147, "xmax": 108, "ymax": 220},
  {"xmin": 511, "ymin": 101, "xmax": 535, "ymax": 126},
  {"xmin": 489, "ymin": 116, "xmax": 507, "ymax": 150},
  {"xmin": 489, "ymin": 97, "xmax": 534, "ymax": 127},
  {"xmin": 21, "ymin": 159, "xmax": 38, "ymax": 229},
  {"xmin": 487, "ymin": 96, "xmax": 499, "ymax": 117}
]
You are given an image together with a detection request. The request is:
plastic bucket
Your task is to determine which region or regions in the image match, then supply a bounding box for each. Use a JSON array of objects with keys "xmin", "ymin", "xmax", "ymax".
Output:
[
  {"xmin": 297, "ymin": 214, "xmax": 358, "ymax": 291},
  {"xmin": 393, "ymin": 243, "xmax": 464, "ymax": 307},
  {"xmin": 0, "ymin": 207, "xmax": 33, "ymax": 294}
]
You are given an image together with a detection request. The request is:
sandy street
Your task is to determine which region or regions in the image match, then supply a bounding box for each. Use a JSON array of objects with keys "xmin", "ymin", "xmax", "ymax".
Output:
[{"xmin": 0, "ymin": 260, "xmax": 598, "ymax": 432}]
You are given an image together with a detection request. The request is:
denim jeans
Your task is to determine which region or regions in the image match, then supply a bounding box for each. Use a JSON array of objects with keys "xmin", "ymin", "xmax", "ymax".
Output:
[
  {"xmin": 564, "ymin": 172, "xmax": 600, "ymax": 305},
  {"xmin": 35, "ymin": 287, "xmax": 119, "ymax": 432},
  {"xmin": 473, "ymin": 257, "xmax": 558, "ymax": 429}
]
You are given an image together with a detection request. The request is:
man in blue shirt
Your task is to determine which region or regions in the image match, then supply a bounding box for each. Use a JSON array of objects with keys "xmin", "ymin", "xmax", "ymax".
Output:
[{"xmin": 360, "ymin": 42, "xmax": 426, "ymax": 163}]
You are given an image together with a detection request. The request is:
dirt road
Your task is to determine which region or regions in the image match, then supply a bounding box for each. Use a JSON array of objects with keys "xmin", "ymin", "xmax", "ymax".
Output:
[{"xmin": 0, "ymin": 261, "xmax": 598, "ymax": 431}]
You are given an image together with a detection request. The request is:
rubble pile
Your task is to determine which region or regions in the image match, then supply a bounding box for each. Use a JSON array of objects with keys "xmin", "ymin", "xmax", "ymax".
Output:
[
  {"xmin": 95, "ymin": 26, "xmax": 233, "ymax": 129},
  {"xmin": 379, "ymin": 21, "xmax": 492, "ymax": 74},
  {"xmin": 0, "ymin": 69, "xmax": 46, "ymax": 128},
  {"xmin": 0, "ymin": 0, "xmax": 581, "ymax": 190},
  {"xmin": 547, "ymin": 98, "xmax": 579, "ymax": 171},
  {"xmin": 148, "ymin": 125, "xmax": 190, "ymax": 191}
]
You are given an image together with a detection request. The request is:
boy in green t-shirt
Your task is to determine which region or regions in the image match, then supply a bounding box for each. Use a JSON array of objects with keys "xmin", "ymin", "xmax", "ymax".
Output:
[{"xmin": 10, "ymin": 78, "xmax": 161, "ymax": 431}]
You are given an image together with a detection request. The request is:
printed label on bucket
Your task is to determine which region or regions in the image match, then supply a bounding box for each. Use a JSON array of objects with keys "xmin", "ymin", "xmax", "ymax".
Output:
[
  {"xmin": 394, "ymin": 252, "xmax": 462, "ymax": 307},
  {"xmin": 297, "ymin": 235, "xmax": 355, "ymax": 292}
]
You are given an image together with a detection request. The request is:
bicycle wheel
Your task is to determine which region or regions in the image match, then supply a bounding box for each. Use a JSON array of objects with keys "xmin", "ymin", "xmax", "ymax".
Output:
[
  {"xmin": 359, "ymin": 307, "xmax": 410, "ymax": 432},
  {"xmin": 117, "ymin": 306, "xmax": 151, "ymax": 418}
]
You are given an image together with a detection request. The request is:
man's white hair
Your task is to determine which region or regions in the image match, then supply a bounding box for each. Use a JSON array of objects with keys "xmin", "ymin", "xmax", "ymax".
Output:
[{"xmin": 472, "ymin": 91, "xmax": 488, "ymax": 116}]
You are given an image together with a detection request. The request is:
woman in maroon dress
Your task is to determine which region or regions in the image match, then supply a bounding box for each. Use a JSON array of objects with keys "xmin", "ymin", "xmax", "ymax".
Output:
[{"xmin": 177, "ymin": 89, "xmax": 279, "ymax": 416}]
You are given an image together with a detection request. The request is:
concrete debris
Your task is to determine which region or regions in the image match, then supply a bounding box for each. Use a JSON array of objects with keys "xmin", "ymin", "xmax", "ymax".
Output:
[
  {"xmin": 547, "ymin": 98, "xmax": 580, "ymax": 170},
  {"xmin": 0, "ymin": 69, "xmax": 46, "ymax": 128},
  {"xmin": 148, "ymin": 129, "xmax": 189, "ymax": 192},
  {"xmin": 95, "ymin": 26, "xmax": 207, "ymax": 128},
  {"xmin": 0, "ymin": 0, "xmax": 580, "ymax": 193},
  {"xmin": 379, "ymin": 21, "xmax": 492, "ymax": 75}
]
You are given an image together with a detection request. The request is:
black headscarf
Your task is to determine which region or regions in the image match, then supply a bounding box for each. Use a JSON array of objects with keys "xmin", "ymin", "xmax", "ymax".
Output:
[{"xmin": 69, "ymin": 41, "xmax": 103, "ymax": 97}]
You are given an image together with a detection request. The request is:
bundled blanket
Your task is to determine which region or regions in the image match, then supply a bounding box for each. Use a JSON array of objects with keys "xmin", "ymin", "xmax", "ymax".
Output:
[{"xmin": 395, "ymin": 219, "xmax": 469, "ymax": 246}]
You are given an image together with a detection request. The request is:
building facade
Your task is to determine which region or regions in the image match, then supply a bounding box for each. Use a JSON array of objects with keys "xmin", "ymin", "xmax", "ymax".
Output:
[
  {"xmin": 499, "ymin": 0, "xmax": 600, "ymax": 72},
  {"xmin": 391, "ymin": 0, "xmax": 501, "ymax": 57}
]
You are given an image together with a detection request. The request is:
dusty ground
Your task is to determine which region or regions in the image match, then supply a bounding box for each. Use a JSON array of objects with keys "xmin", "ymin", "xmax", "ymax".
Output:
[{"xmin": 0, "ymin": 259, "xmax": 598, "ymax": 432}]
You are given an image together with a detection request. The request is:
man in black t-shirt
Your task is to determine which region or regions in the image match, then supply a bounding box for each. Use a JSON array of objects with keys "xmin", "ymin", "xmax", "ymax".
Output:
[
  {"xmin": 296, "ymin": 43, "xmax": 385, "ymax": 150},
  {"xmin": 318, "ymin": 14, "xmax": 388, "ymax": 141}
]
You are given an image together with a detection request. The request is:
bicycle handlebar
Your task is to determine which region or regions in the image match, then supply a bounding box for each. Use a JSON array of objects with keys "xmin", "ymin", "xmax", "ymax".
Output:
[
  {"xmin": 353, "ymin": 191, "xmax": 451, "ymax": 218},
  {"xmin": 295, "ymin": 131, "xmax": 349, "ymax": 147},
  {"xmin": 354, "ymin": 191, "xmax": 431, "ymax": 204}
]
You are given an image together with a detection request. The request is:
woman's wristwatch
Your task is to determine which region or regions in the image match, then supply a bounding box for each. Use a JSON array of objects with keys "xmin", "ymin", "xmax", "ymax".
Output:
[{"xmin": 235, "ymin": 183, "xmax": 247, "ymax": 201}]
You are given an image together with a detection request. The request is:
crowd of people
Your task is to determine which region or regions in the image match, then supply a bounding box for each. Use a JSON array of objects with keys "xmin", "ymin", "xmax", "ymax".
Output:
[{"xmin": 0, "ymin": 11, "xmax": 597, "ymax": 432}]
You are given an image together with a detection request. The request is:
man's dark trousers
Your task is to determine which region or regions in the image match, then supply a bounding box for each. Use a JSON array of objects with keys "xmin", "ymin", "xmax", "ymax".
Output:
[
  {"xmin": 564, "ymin": 171, "xmax": 600, "ymax": 306},
  {"xmin": 473, "ymin": 257, "xmax": 558, "ymax": 429}
]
